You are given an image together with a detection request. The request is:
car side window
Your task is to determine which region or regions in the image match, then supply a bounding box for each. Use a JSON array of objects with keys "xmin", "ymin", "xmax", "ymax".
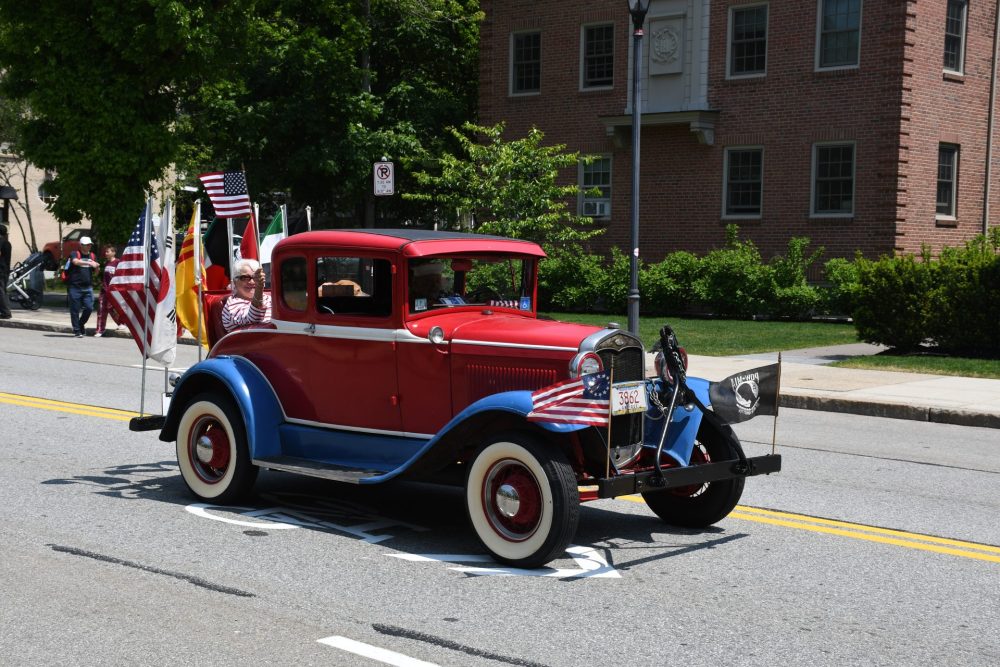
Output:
[
  {"xmin": 280, "ymin": 256, "xmax": 308, "ymax": 311},
  {"xmin": 315, "ymin": 256, "xmax": 392, "ymax": 317}
]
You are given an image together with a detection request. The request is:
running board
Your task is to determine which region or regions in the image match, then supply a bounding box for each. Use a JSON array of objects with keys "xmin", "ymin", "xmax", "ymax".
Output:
[{"xmin": 252, "ymin": 456, "xmax": 384, "ymax": 484}]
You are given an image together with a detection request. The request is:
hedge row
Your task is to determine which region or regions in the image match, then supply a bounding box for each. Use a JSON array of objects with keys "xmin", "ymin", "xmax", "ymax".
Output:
[
  {"xmin": 538, "ymin": 225, "xmax": 825, "ymax": 319},
  {"xmin": 537, "ymin": 226, "xmax": 1000, "ymax": 356}
]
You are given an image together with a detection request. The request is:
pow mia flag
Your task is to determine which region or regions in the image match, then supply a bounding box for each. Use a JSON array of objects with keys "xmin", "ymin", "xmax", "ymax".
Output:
[{"xmin": 709, "ymin": 362, "xmax": 781, "ymax": 423}]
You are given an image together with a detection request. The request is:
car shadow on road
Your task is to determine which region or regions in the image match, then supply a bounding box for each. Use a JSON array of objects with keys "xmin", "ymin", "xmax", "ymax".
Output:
[{"xmin": 41, "ymin": 463, "xmax": 751, "ymax": 573}]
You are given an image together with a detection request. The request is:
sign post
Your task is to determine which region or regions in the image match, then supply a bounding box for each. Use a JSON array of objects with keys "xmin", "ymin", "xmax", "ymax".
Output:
[{"xmin": 373, "ymin": 160, "xmax": 394, "ymax": 196}]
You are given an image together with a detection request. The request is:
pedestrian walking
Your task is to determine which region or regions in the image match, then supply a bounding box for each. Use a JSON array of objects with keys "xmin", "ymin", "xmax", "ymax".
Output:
[
  {"xmin": 94, "ymin": 244, "xmax": 120, "ymax": 337},
  {"xmin": 66, "ymin": 236, "xmax": 98, "ymax": 337},
  {"xmin": 0, "ymin": 225, "xmax": 12, "ymax": 319}
]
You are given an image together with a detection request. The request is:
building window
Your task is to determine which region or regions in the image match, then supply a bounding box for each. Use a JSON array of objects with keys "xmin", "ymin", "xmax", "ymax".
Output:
[
  {"xmin": 812, "ymin": 143, "xmax": 855, "ymax": 215},
  {"xmin": 944, "ymin": 1, "xmax": 967, "ymax": 73},
  {"xmin": 582, "ymin": 24, "xmax": 614, "ymax": 89},
  {"xmin": 511, "ymin": 31, "xmax": 541, "ymax": 95},
  {"xmin": 817, "ymin": 0, "xmax": 862, "ymax": 69},
  {"xmin": 580, "ymin": 157, "xmax": 611, "ymax": 218},
  {"xmin": 724, "ymin": 148, "xmax": 763, "ymax": 217},
  {"xmin": 729, "ymin": 4, "xmax": 768, "ymax": 77},
  {"xmin": 937, "ymin": 144, "xmax": 959, "ymax": 217}
]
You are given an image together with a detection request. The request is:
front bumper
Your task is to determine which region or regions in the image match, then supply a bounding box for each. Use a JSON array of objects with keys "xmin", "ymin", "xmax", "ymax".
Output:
[{"xmin": 596, "ymin": 454, "xmax": 782, "ymax": 499}]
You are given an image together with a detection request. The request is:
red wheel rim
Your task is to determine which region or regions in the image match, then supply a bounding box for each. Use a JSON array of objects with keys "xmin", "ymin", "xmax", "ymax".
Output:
[
  {"xmin": 481, "ymin": 458, "xmax": 543, "ymax": 541},
  {"xmin": 188, "ymin": 414, "xmax": 231, "ymax": 484}
]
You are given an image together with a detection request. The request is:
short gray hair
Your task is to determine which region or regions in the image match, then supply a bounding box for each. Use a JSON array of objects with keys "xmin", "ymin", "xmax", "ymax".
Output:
[{"xmin": 233, "ymin": 258, "xmax": 261, "ymax": 276}]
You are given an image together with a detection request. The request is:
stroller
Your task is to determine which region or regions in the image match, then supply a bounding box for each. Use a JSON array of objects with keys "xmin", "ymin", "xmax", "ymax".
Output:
[{"xmin": 5, "ymin": 251, "xmax": 44, "ymax": 310}]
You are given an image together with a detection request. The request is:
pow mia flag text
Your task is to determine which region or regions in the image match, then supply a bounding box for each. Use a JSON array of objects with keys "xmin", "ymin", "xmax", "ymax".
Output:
[{"xmin": 708, "ymin": 363, "xmax": 781, "ymax": 423}]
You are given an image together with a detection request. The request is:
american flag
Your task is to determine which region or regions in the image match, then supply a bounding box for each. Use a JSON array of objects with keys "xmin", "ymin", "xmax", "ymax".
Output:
[
  {"xmin": 109, "ymin": 207, "xmax": 172, "ymax": 361},
  {"xmin": 527, "ymin": 371, "xmax": 611, "ymax": 427},
  {"xmin": 198, "ymin": 171, "xmax": 252, "ymax": 218}
]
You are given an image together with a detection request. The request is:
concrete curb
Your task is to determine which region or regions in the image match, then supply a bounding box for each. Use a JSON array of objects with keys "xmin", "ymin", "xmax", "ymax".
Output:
[{"xmin": 781, "ymin": 394, "xmax": 1000, "ymax": 429}]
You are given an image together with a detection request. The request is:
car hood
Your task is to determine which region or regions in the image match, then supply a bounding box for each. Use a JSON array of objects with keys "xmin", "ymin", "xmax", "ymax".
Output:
[{"xmin": 446, "ymin": 314, "xmax": 607, "ymax": 350}]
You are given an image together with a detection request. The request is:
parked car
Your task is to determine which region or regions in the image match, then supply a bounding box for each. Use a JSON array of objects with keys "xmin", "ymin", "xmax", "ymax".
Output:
[
  {"xmin": 41, "ymin": 227, "xmax": 93, "ymax": 270},
  {"xmin": 146, "ymin": 229, "xmax": 780, "ymax": 568}
]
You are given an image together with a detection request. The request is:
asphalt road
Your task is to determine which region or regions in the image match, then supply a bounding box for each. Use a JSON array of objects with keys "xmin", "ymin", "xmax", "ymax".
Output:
[{"xmin": 1, "ymin": 327, "xmax": 998, "ymax": 666}]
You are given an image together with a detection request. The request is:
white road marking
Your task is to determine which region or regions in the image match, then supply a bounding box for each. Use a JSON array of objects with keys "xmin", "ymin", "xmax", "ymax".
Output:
[
  {"xmin": 387, "ymin": 545, "xmax": 621, "ymax": 578},
  {"xmin": 317, "ymin": 636, "xmax": 440, "ymax": 667}
]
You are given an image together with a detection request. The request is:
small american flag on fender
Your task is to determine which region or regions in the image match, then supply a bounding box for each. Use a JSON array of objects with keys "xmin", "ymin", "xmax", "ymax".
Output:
[{"xmin": 527, "ymin": 371, "xmax": 611, "ymax": 427}]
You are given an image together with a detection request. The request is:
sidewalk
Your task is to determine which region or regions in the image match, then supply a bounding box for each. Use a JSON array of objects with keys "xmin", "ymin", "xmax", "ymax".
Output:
[{"xmin": 3, "ymin": 297, "xmax": 999, "ymax": 429}]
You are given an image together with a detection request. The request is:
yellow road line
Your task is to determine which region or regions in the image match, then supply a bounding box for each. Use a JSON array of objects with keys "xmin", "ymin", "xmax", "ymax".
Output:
[
  {"xmin": 621, "ymin": 495, "xmax": 1000, "ymax": 564},
  {"xmin": 0, "ymin": 392, "xmax": 139, "ymax": 422}
]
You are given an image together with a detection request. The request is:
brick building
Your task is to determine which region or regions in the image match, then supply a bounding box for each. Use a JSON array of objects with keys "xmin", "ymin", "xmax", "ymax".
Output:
[{"xmin": 478, "ymin": 0, "xmax": 998, "ymax": 270}]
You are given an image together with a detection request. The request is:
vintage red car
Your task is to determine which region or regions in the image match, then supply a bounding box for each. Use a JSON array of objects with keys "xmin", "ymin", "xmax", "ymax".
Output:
[{"xmin": 153, "ymin": 229, "xmax": 780, "ymax": 568}]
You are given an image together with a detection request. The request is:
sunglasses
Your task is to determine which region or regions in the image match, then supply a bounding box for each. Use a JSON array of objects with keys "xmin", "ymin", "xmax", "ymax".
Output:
[{"xmin": 235, "ymin": 275, "xmax": 256, "ymax": 283}]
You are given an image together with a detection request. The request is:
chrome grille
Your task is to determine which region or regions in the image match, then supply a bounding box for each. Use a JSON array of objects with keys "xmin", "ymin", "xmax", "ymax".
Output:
[
  {"xmin": 596, "ymin": 348, "xmax": 644, "ymax": 382},
  {"xmin": 594, "ymin": 332, "xmax": 645, "ymax": 448}
]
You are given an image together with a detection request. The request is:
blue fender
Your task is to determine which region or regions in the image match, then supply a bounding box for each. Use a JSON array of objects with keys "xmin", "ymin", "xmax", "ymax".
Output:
[
  {"xmin": 440, "ymin": 390, "xmax": 591, "ymax": 435},
  {"xmin": 163, "ymin": 356, "xmax": 284, "ymax": 459},
  {"xmin": 642, "ymin": 376, "xmax": 713, "ymax": 467}
]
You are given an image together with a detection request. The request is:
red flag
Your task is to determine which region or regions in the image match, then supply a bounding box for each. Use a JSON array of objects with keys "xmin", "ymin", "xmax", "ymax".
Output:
[
  {"xmin": 198, "ymin": 171, "xmax": 252, "ymax": 218},
  {"xmin": 239, "ymin": 211, "xmax": 259, "ymax": 262}
]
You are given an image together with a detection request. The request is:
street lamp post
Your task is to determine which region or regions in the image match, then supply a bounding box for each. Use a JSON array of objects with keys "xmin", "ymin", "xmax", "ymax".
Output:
[{"xmin": 627, "ymin": 0, "xmax": 649, "ymax": 336}]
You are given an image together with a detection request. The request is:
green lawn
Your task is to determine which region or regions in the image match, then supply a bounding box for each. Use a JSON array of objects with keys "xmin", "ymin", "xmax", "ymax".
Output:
[
  {"xmin": 544, "ymin": 312, "xmax": 1000, "ymax": 379},
  {"xmin": 541, "ymin": 313, "xmax": 858, "ymax": 356},
  {"xmin": 831, "ymin": 354, "xmax": 1000, "ymax": 379}
]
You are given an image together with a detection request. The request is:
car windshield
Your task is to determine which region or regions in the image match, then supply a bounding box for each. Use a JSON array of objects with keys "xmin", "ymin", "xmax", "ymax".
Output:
[{"xmin": 408, "ymin": 255, "xmax": 535, "ymax": 313}]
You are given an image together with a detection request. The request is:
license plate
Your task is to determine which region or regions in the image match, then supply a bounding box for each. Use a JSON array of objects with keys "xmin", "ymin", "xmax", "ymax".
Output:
[{"xmin": 611, "ymin": 381, "xmax": 647, "ymax": 416}]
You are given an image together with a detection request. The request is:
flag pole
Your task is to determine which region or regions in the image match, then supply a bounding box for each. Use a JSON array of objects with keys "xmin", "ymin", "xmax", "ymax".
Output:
[
  {"xmin": 772, "ymin": 352, "xmax": 783, "ymax": 455},
  {"xmin": 606, "ymin": 362, "xmax": 615, "ymax": 480},
  {"xmin": 138, "ymin": 198, "xmax": 154, "ymax": 417},
  {"xmin": 161, "ymin": 199, "xmax": 173, "ymax": 398},
  {"xmin": 226, "ymin": 217, "xmax": 235, "ymax": 280},
  {"xmin": 253, "ymin": 202, "xmax": 260, "ymax": 242},
  {"xmin": 193, "ymin": 200, "xmax": 204, "ymax": 361},
  {"xmin": 281, "ymin": 204, "xmax": 288, "ymax": 236},
  {"xmin": 306, "ymin": 205, "xmax": 312, "ymax": 231}
]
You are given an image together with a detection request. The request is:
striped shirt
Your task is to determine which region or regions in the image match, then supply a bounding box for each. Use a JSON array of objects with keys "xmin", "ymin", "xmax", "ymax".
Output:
[{"xmin": 222, "ymin": 293, "xmax": 272, "ymax": 332}]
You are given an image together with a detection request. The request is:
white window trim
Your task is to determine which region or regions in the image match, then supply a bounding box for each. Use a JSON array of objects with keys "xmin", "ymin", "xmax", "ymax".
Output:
[
  {"xmin": 814, "ymin": 0, "xmax": 863, "ymax": 72},
  {"xmin": 810, "ymin": 141, "xmax": 856, "ymax": 218},
  {"xmin": 509, "ymin": 30, "xmax": 542, "ymax": 97},
  {"xmin": 936, "ymin": 143, "xmax": 960, "ymax": 220},
  {"xmin": 579, "ymin": 156, "xmax": 612, "ymax": 219},
  {"xmin": 726, "ymin": 3, "xmax": 769, "ymax": 80},
  {"xmin": 943, "ymin": 0, "xmax": 968, "ymax": 75},
  {"xmin": 580, "ymin": 22, "xmax": 615, "ymax": 92},
  {"xmin": 721, "ymin": 146, "xmax": 764, "ymax": 219}
]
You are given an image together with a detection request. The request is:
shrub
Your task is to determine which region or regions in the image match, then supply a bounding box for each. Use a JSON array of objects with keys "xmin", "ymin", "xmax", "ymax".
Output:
[
  {"xmin": 693, "ymin": 225, "xmax": 773, "ymax": 317},
  {"xmin": 641, "ymin": 250, "xmax": 700, "ymax": 315},
  {"xmin": 767, "ymin": 236, "xmax": 824, "ymax": 318},
  {"xmin": 852, "ymin": 250, "xmax": 937, "ymax": 351},
  {"xmin": 821, "ymin": 256, "xmax": 862, "ymax": 316},
  {"xmin": 926, "ymin": 232, "xmax": 1000, "ymax": 355},
  {"xmin": 537, "ymin": 249, "xmax": 609, "ymax": 311}
]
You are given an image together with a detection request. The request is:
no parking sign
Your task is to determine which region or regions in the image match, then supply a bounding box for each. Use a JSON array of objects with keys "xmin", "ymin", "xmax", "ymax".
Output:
[{"xmin": 373, "ymin": 161, "xmax": 394, "ymax": 196}]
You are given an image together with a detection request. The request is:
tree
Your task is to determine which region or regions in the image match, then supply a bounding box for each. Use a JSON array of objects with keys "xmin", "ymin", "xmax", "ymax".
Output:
[
  {"xmin": 0, "ymin": 94, "xmax": 42, "ymax": 251},
  {"xmin": 0, "ymin": 0, "xmax": 254, "ymax": 244},
  {"xmin": 174, "ymin": 0, "xmax": 482, "ymax": 226},
  {"xmin": 405, "ymin": 122, "xmax": 603, "ymax": 250},
  {"xmin": 0, "ymin": 1, "xmax": 482, "ymax": 241}
]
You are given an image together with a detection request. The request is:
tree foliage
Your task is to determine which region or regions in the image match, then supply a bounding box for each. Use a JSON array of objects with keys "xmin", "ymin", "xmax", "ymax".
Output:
[
  {"xmin": 0, "ymin": 0, "xmax": 481, "ymax": 244},
  {"xmin": 405, "ymin": 122, "xmax": 603, "ymax": 250}
]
